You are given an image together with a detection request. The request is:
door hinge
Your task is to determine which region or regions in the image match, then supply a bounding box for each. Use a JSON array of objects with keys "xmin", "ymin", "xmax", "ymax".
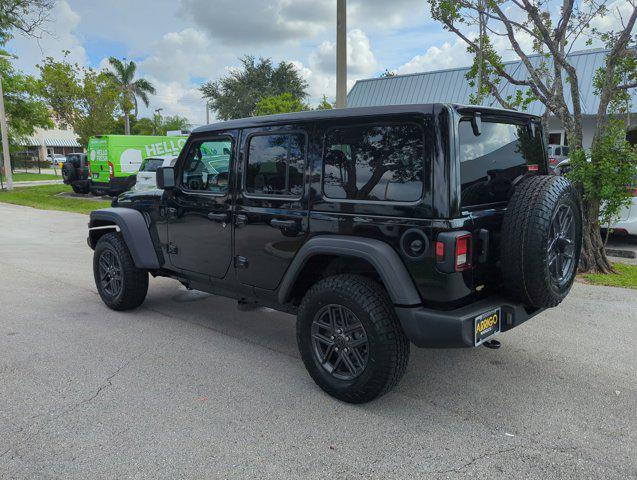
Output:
[
  {"xmin": 234, "ymin": 256, "xmax": 249, "ymax": 268},
  {"xmin": 167, "ymin": 242, "xmax": 178, "ymax": 254}
]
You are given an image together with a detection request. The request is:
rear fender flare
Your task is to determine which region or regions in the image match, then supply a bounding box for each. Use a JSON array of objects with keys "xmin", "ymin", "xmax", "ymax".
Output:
[
  {"xmin": 278, "ymin": 235, "xmax": 422, "ymax": 306},
  {"xmin": 88, "ymin": 208, "xmax": 159, "ymax": 269}
]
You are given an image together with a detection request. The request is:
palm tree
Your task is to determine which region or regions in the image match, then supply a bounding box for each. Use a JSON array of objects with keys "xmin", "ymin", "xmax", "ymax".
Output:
[{"xmin": 105, "ymin": 57, "xmax": 156, "ymax": 135}]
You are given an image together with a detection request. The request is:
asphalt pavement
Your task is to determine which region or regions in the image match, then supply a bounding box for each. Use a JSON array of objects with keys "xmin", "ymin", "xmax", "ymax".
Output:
[{"xmin": 0, "ymin": 203, "xmax": 635, "ymax": 479}]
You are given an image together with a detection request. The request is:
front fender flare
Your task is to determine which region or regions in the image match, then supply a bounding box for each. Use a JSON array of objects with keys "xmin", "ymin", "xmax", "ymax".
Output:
[
  {"xmin": 278, "ymin": 235, "xmax": 422, "ymax": 306},
  {"xmin": 88, "ymin": 208, "xmax": 160, "ymax": 269}
]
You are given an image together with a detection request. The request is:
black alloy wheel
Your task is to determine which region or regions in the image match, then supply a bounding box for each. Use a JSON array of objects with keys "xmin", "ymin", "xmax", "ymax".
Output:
[
  {"xmin": 547, "ymin": 204, "xmax": 576, "ymax": 288},
  {"xmin": 311, "ymin": 304, "xmax": 369, "ymax": 381},
  {"xmin": 98, "ymin": 249, "xmax": 123, "ymax": 297}
]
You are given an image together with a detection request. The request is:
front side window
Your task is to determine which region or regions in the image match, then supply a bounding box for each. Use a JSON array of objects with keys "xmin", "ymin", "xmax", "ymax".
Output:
[
  {"xmin": 322, "ymin": 123, "xmax": 424, "ymax": 202},
  {"xmin": 245, "ymin": 133, "xmax": 305, "ymax": 197},
  {"xmin": 459, "ymin": 120, "xmax": 543, "ymax": 206},
  {"xmin": 181, "ymin": 138, "xmax": 232, "ymax": 193}
]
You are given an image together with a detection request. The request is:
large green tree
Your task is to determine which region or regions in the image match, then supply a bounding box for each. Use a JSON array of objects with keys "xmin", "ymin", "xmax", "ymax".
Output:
[
  {"xmin": 0, "ymin": 52, "xmax": 51, "ymax": 152},
  {"xmin": 38, "ymin": 55, "xmax": 121, "ymax": 146},
  {"xmin": 428, "ymin": 0, "xmax": 637, "ymax": 273},
  {"xmin": 201, "ymin": 56, "xmax": 308, "ymax": 120},
  {"xmin": 104, "ymin": 57, "xmax": 156, "ymax": 135},
  {"xmin": 254, "ymin": 93, "xmax": 308, "ymax": 116}
]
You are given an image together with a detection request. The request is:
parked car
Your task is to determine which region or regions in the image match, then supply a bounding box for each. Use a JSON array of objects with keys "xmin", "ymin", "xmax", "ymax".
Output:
[
  {"xmin": 132, "ymin": 155, "xmax": 178, "ymax": 191},
  {"xmin": 61, "ymin": 153, "xmax": 90, "ymax": 194},
  {"xmin": 607, "ymin": 186, "xmax": 637, "ymax": 235},
  {"xmin": 48, "ymin": 153, "xmax": 67, "ymax": 168},
  {"xmin": 555, "ymin": 159, "xmax": 636, "ymax": 235},
  {"xmin": 547, "ymin": 144, "xmax": 569, "ymax": 170},
  {"xmin": 88, "ymin": 135, "xmax": 187, "ymax": 196},
  {"xmin": 87, "ymin": 104, "xmax": 582, "ymax": 403}
]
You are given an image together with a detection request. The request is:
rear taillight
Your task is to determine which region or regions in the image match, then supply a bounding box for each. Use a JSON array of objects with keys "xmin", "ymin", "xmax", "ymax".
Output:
[
  {"xmin": 455, "ymin": 234, "xmax": 472, "ymax": 271},
  {"xmin": 435, "ymin": 241, "xmax": 445, "ymax": 262},
  {"xmin": 435, "ymin": 231, "xmax": 473, "ymax": 273},
  {"xmin": 549, "ymin": 157, "xmax": 557, "ymax": 165},
  {"xmin": 108, "ymin": 161, "xmax": 114, "ymax": 178},
  {"xmin": 627, "ymin": 185, "xmax": 637, "ymax": 197}
]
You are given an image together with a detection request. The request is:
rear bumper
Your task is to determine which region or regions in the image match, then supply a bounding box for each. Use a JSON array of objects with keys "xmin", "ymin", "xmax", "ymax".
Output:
[
  {"xmin": 90, "ymin": 176, "xmax": 136, "ymax": 196},
  {"xmin": 395, "ymin": 296, "xmax": 545, "ymax": 348}
]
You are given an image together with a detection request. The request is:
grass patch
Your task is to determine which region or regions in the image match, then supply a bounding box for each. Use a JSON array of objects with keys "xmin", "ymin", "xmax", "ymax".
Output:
[
  {"xmin": 9, "ymin": 172, "xmax": 61, "ymax": 182},
  {"xmin": 583, "ymin": 263, "xmax": 637, "ymax": 290},
  {"xmin": 0, "ymin": 184, "xmax": 110, "ymax": 215}
]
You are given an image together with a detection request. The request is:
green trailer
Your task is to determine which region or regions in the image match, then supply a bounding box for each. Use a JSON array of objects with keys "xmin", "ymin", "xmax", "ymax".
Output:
[{"xmin": 88, "ymin": 135, "xmax": 187, "ymax": 196}]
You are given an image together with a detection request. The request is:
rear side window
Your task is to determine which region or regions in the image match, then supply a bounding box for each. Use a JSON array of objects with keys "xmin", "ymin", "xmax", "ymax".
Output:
[
  {"xmin": 322, "ymin": 123, "xmax": 424, "ymax": 202},
  {"xmin": 246, "ymin": 133, "xmax": 305, "ymax": 197},
  {"xmin": 140, "ymin": 158, "xmax": 164, "ymax": 172},
  {"xmin": 459, "ymin": 120, "xmax": 542, "ymax": 207}
]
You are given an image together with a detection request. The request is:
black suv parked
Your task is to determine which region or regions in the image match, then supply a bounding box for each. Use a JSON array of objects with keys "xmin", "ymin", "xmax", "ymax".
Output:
[
  {"xmin": 88, "ymin": 104, "xmax": 582, "ymax": 403},
  {"xmin": 62, "ymin": 153, "xmax": 90, "ymax": 194}
]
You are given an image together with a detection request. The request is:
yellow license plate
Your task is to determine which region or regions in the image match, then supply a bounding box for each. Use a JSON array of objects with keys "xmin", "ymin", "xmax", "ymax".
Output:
[{"xmin": 474, "ymin": 308, "xmax": 501, "ymax": 346}]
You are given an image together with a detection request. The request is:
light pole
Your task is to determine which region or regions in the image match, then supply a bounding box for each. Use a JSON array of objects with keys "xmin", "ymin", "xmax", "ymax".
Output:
[
  {"xmin": 0, "ymin": 56, "xmax": 13, "ymax": 190},
  {"xmin": 335, "ymin": 0, "xmax": 347, "ymax": 108},
  {"xmin": 153, "ymin": 108, "xmax": 163, "ymax": 135},
  {"xmin": 206, "ymin": 100, "xmax": 211, "ymax": 124}
]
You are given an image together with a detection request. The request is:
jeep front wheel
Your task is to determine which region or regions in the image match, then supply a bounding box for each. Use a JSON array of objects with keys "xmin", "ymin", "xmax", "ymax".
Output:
[
  {"xmin": 93, "ymin": 232, "xmax": 149, "ymax": 311},
  {"xmin": 297, "ymin": 274, "xmax": 410, "ymax": 403}
]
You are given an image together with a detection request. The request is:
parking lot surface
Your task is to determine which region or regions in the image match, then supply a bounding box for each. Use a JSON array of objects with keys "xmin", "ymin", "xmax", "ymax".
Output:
[{"xmin": 0, "ymin": 202, "xmax": 635, "ymax": 479}]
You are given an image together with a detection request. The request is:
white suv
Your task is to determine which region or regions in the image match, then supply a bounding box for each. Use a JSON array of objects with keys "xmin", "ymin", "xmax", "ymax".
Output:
[{"xmin": 133, "ymin": 155, "xmax": 177, "ymax": 191}]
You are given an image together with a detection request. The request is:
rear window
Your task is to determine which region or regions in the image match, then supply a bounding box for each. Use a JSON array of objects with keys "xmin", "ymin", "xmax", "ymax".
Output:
[
  {"xmin": 322, "ymin": 123, "xmax": 424, "ymax": 202},
  {"xmin": 140, "ymin": 158, "xmax": 165, "ymax": 172},
  {"xmin": 459, "ymin": 120, "xmax": 543, "ymax": 207}
]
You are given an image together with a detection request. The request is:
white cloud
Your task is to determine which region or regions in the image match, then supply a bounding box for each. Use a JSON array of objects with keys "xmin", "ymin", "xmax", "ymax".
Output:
[
  {"xmin": 310, "ymin": 29, "xmax": 378, "ymax": 76},
  {"xmin": 349, "ymin": 0, "xmax": 427, "ymax": 29},
  {"xmin": 138, "ymin": 28, "xmax": 222, "ymax": 84},
  {"xmin": 398, "ymin": 39, "xmax": 472, "ymax": 74},
  {"xmin": 179, "ymin": 0, "xmax": 332, "ymax": 45}
]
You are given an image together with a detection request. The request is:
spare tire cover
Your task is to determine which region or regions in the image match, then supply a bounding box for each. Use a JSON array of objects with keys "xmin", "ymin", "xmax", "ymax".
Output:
[
  {"xmin": 500, "ymin": 175, "xmax": 582, "ymax": 308},
  {"xmin": 62, "ymin": 163, "xmax": 77, "ymax": 181}
]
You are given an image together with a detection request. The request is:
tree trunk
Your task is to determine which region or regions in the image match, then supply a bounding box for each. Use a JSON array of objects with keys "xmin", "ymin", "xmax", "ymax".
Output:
[
  {"xmin": 578, "ymin": 198, "xmax": 614, "ymax": 273},
  {"xmin": 124, "ymin": 113, "xmax": 130, "ymax": 135}
]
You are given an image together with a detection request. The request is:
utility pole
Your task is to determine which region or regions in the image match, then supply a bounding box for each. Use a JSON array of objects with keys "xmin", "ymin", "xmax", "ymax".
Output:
[
  {"xmin": 0, "ymin": 75, "xmax": 13, "ymax": 190},
  {"xmin": 336, "ymin": 0, "xmax": 347, "ymax": 108},
  {"xmin": 206, "ymin": 101, "xmax": 211, "ymax": 124}
]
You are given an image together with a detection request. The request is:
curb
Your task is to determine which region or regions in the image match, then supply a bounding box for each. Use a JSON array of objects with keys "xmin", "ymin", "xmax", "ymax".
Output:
[{"xmin": 605, "ymin": 247, "xmax": 637, "ymax": 259}]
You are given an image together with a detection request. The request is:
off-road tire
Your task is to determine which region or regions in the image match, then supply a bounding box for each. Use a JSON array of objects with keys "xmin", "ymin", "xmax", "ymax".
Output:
[
  {"xmin": 297, "ymin": 274, "xmax": 410, "ymax": 404},
  {"xmin": 93, "ymin": 232, "xmax": 148, "ymax": 311},
  {"xmin": 500, "ymin": 175, "xmax": 582, "ymax": 308},
  {"xmin": 71, "ymin": 183, "xmax": 89, "ymax": 194},
  {"xmin": 61, "ymin": 163, "xmax": 77, "ymax": 182}
]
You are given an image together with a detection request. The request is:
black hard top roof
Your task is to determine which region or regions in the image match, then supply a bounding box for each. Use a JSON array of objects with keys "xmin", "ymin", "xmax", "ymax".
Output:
[{"xmin": 193, "ymin": 103, "xmax": 538, "ymax": 134}]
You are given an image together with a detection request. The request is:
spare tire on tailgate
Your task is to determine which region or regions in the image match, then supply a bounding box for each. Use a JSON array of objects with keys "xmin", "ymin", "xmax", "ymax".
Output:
[
  {"xmin": 61, "ymin": 162, "xmax": 77, "ymax": 182},
  {"xmin": 500, "ymin": 175, "xmax": 582, "ymax": 308}
]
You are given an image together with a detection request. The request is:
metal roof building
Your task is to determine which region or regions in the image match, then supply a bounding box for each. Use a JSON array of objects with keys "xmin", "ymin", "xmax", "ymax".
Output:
[{"xmin": 348, "ymin": 48, "xmax": 637, "ymax": 116}]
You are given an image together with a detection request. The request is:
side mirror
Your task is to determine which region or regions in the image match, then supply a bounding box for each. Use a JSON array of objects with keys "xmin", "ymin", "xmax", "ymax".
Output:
[
  {"xmin": 156, "ymin": 166, "xmax": 176, "ymax": 190},
  {"xmin": 471, "ymin": 112, "xmax": 482, "ymax": 136}
]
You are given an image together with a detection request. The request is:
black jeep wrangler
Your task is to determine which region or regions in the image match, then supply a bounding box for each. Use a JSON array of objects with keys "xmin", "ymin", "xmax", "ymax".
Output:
[
  {"xmin": 88, "ymin": 104, "xmax": 582, "ymax": 403},
  {"xmin": 62, "ymin": 153, "xmax": 90, "ymax": 194}
]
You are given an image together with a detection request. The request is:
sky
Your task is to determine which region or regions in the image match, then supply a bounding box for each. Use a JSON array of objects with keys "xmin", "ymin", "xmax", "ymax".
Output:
[{"xmin": 6, "ymin": 0, "xmax": 630, "ymax": 127}]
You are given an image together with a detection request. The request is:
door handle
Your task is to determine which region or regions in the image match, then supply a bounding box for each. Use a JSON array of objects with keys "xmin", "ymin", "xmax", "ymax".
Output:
[
  {"xmin": 207, "ymin": 212, "xmax": 228, "ymax": 222},
  {"xmin": 270, "ymin": 218, "xmax": 297, "ymax": 230}
]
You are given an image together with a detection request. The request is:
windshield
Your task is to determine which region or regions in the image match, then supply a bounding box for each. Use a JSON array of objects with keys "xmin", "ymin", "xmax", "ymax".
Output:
[
  {"xmin": 459, "ymin": 119, "xmax": 544, "ymax": 206},
  {"xmin": 140, "ymin": 158, "xmax": 165, "ymax": 172}
]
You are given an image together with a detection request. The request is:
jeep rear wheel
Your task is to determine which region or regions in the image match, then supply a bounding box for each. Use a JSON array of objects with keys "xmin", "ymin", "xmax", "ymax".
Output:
[
  {"xmin": 71, "ymin": 183, "xmax": 89, "ymax": 194},
  {"xmin": 297, "ymin": 274, "xmax": 410, "ymax": 404},
  {"xmin": 93, "ymin": 232, "xmax": 149, "ymax": 311},
  {"xmin": 500, "ymin": 175, "xmax": 582, "ymax": 308}
]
